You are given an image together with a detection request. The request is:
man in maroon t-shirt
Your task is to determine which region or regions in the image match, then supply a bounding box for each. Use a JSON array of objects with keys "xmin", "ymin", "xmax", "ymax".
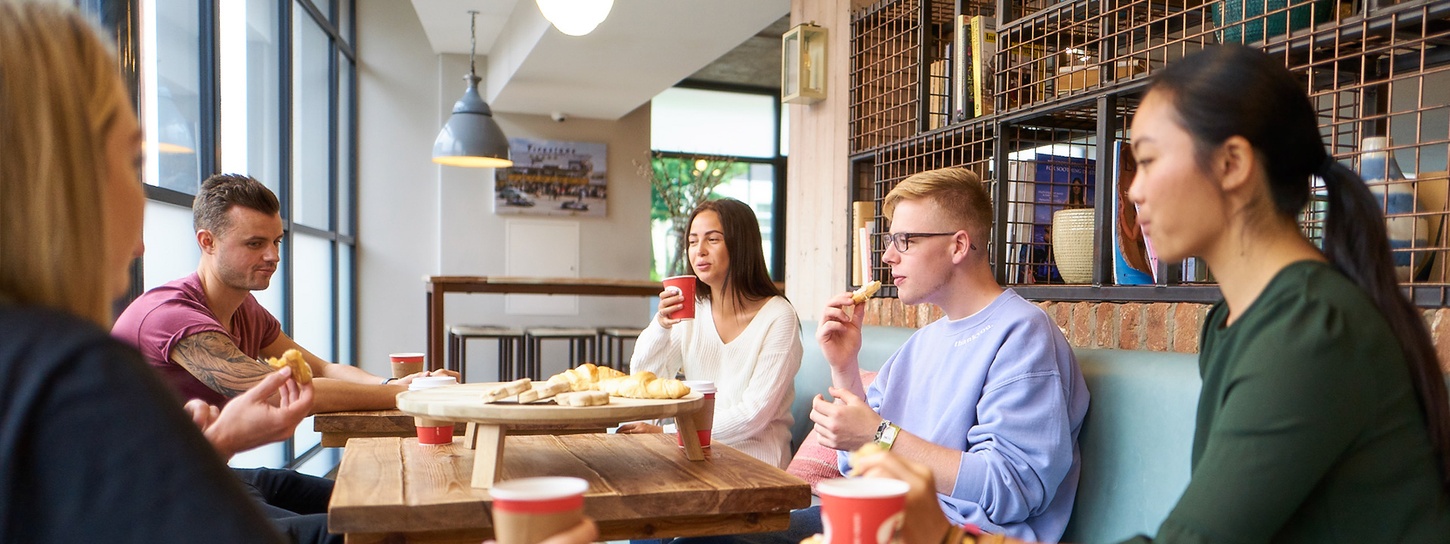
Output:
[{"xmin": 114, "ymin": 174, "xmax": 457, "ymax": 411}]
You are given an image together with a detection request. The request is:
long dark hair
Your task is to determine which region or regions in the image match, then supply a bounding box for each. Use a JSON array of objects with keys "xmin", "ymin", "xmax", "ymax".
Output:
[
  {"xmin": 1148, "ymin": 44, "xmax": 1450, "ymax": 488},
  {"xmin": 683, "ymin": 198, "xmax": 783, "ymax": 309}
]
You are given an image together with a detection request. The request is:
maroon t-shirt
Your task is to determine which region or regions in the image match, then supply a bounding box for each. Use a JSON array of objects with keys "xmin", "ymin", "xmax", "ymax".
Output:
[{"xmin": 112, "ymin": 272, "xmax": 282, "ymax": 406}]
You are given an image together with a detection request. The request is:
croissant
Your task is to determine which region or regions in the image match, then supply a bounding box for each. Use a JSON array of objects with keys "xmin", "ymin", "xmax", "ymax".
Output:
[
  {"xmin": 598, "ymin": 371, "xmax": 691, "ymax": 399},
  {"xmin": 546, "ymin": 363, "xmax": 627, "ymax": 392}
]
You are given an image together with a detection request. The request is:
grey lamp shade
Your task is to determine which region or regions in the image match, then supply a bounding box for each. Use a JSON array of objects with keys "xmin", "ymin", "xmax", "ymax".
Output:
[{"xmin": 432, "ymin": 74, "xmax": 512, "ymax": 168}]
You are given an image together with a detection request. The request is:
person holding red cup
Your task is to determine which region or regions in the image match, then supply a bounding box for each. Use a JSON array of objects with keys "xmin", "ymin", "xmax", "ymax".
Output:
[{"xmin": 620, "ymin": 199, "xmax": 803, "ymax": 470}]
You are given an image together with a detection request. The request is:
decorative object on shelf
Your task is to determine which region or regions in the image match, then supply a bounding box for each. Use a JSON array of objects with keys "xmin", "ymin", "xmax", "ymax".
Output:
[
  {"xmin": 535, "ymin": 0, "xmax": 613, "ymax": 37},
  {"xmin": 782, "ymin": 22, "xmax": 827, "ymax": 105},
  {"xmin": 1213, "ymin": 0, "xmax": 1332, "ymax": 44},
  {"xmin": 432, "ymin": 10, "xmax": 511, "ymax": 168},
  {"xmin": 1053, "ymin": 208, "xmax": 1096, "ymax": 284},
  {"xmin": 495, "ymin": 138, "xmax": 608, "ymax": 217},
  {"xmin": 1360, "ymin": 136, "xmax": 1428, "ymax": 282}
]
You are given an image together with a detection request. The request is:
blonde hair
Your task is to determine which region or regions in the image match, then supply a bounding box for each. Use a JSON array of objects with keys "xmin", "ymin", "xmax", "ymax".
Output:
[
  {"xmin": 883, "ymin": 167, "xmax": 993, "ymax": 247},
  {"xmin": 0, "ymin": 1, "xmax": 128, "ymax": 326}
]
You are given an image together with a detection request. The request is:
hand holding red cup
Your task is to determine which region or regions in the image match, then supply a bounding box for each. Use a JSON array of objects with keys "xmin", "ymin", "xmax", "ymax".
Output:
[{"xmin": 661, "ymin": 275, "xmax": 697, "ymax": 320}]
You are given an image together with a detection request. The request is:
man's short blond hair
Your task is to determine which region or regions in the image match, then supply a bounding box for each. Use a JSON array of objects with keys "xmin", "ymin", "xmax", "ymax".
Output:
[{"xmin": 883, "ymin": 167, "xmax": 992, "ymax": 246}]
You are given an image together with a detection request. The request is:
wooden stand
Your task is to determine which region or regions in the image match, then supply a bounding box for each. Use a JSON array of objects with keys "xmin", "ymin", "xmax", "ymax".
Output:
[{"xmin": 397, "ymin": 383, "xmax": 707, "ymax": 489}]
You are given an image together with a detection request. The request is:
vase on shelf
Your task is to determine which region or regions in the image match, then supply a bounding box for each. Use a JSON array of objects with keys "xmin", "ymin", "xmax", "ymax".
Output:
[
  {"xmin": 1360, "ymin": 136, "xmax": 1427, "ymax": 282},
  {"xmin": 1052, "ymin": 208, "xmax": 1096, "ymax": 284}
]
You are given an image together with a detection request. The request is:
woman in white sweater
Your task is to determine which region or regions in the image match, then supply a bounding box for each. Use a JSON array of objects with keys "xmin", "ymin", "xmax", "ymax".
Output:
[{"xmin": 623, "ymin": 198, "xmax": 803, "ymax": 469}]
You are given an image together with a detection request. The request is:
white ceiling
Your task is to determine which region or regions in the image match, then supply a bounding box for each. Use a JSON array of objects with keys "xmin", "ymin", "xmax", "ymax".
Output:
[{"xmin": 411, "ymin": 0, "xmax": 790, "ymax": 120}]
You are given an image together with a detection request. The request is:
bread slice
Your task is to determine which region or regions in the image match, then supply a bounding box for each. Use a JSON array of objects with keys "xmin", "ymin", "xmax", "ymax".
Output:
[
  {"xmin": 851, "ymin": 280, "xmax": 882, "ymax": 304},
  {"xmin": 518, "ymin": 381, "xmax": 571, "ymax": 403},
  {"xmin": 555, "ymin": 391, "xmax": 610, "ymax": 407},
  {"xmin": 480, "ymin": 379, "xmax": 532, "ymax": 403}
]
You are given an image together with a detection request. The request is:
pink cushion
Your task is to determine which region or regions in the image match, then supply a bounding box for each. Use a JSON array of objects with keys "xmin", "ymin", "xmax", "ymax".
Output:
[{"xmin": 787, "ymin": 370, "xmax": 878, "ymax": 493}]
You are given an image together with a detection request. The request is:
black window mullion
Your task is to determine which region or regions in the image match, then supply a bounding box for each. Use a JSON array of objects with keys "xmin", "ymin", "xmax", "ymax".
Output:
[{"xmin": 199, "ymin": 0, "xmax": 219, "ymax": 178}]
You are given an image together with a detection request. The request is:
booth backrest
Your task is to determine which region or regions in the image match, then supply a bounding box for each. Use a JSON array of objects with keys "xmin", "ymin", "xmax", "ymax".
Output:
[
  {"xmin": 790, "ymin": 321, "xmax": 916, "ymax": 449},
  {"xmin": 791, "ymin": 322, "xmax": 1202, "ymax": 543}
]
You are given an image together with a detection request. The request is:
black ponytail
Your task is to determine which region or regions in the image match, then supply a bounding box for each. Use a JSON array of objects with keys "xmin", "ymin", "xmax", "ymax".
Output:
[
  {"xmin": 1152, "ymin": 45, "xmax": 1450, "ymax": 489},
  {"xmin": 1320, "ymin": 158, "xmax": 1450, "ymax": 487}
]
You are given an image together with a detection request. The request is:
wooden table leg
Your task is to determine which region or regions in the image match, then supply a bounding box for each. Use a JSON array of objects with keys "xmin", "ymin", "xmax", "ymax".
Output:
[
  {"xmin": 427, "ymin": 284, "xmax": 446, "ymax": 371},
  {"xmin": 675, "ymin": 416, "xmax": 705, "ymax": 461},
  {"xmin": 470, "ymin": 424, "xmax": 507, "ymax": 489}
]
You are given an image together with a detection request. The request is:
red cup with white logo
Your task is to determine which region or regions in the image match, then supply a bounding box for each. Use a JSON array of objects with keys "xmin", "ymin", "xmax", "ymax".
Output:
[
  {"xmin": 489, "ymin": 477, "xmax": 589, "ymax": 544},
  {"xmin": 817, "ymin": 477, "xmax": 909, "ymax": 544}
]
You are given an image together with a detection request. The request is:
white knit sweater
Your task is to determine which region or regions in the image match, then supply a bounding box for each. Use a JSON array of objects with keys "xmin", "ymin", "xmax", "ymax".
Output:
[{"xmin": 629, "ymin": 296, "xmax": 803, "ymax": 469}]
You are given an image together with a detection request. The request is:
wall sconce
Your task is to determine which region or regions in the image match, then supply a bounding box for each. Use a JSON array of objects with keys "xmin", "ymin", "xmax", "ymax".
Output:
[{"xmin": 781, "ymin": 23, "xmax": 827, "ymax": 105}]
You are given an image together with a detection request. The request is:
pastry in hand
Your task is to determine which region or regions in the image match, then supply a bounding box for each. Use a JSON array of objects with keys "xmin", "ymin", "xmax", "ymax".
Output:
[
  {"xmin": 851, "ymin": 280, "xmax": 882, "ymax": 304},
  {"xmin": 846, "ymin": 442, "xmax": 887, "ymax": 476},
  {"xmin": 264, "ymin": 349, "xmax": 313, "ymax": 385},
  {"xmin": 480, "ymin": 378, "xmax": 532, "ymax": 403},
  {"xmin": 555, "ymin": 391, "xmax": 610, "ymax": 407},
  {"xmin": 799, "ymin": 535, "xmax": 824, "ymax": 544},
  {"xmin": 518, "ymin": 381, "xmax": 571, "ymax": 403},
  {"xmin": 598, "ymin": 371, "xmax": 691, "ymax": 399}
]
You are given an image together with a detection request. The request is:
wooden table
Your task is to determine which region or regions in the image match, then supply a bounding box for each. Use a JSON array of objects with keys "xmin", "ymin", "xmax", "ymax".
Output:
[
  {"xmin": 425, "ymin": 276, "xmax": 663, "ymax": 370},
  {"xmin": 329, "ymin": 434, "xmax": 811, "ymax": 543},
  {"xmin": 312, "ymin": 410, "xmax": 604, "ymax": 448}
]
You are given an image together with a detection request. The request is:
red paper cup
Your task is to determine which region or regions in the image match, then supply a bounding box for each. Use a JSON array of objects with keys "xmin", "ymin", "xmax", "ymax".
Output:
[
  {"xmin": 817, "ymin": 477, "xmax": 909, "ymax": 544},
  {"xmin": 490, "ymin": 477, "xmax": 589, "ymax": 544},
  {"xmin": 662, "ymin": 275, "xmax": 697, "ymax": 320},
  {"xmin": 410, "ymin": 376, "xmax": 458, "ymax": 445},
  {"xmin": 677, "ymin": 381, "xmax": 716, "ymax": 448},
  {"xmin": 390, "ymin": 352, "xmax": 425, "ymax": 378}
]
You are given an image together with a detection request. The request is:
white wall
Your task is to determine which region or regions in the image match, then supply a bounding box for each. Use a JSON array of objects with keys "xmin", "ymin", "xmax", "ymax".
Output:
[{"xmin": 358, "ymin": 0, "xmax": 653, "ymax": 378}]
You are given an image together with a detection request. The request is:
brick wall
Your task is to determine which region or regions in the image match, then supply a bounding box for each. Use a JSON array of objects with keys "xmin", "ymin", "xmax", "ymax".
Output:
[{"xmin": 860, "ymin": 298, "xmax": 1450, "ymax": 373}]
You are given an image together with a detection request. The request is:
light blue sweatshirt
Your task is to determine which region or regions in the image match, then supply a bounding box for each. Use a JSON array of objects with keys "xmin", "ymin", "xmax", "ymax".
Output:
[{"xmin": 838, "ymin": 290, "xmax": 1089, "ymax": 542}]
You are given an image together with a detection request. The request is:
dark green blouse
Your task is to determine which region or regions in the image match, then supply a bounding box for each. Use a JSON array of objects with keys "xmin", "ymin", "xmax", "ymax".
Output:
[{"xmin": 1126, "ymin": 261, "xmax": 1450, "ymax": 543}]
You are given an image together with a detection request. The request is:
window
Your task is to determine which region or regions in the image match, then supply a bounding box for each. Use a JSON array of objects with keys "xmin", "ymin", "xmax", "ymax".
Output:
[
  {"xmin": 93, "ymin": 0, "xmax": 357, "ymax": 475},
  {"xmin": 649, "ymin": 83, "xmax": 786, "ymax": 281}
]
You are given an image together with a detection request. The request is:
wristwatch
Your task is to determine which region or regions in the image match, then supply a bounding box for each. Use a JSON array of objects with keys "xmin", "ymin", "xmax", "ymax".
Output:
[{"xmin": 874, "ymin": 419, "xmax": 901, "ymax": 451}]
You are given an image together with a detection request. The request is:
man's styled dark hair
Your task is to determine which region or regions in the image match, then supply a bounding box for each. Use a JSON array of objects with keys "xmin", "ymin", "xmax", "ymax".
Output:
[{"xmin": 193, "ymin": 173, "xmax": 280, "ymax": 235}]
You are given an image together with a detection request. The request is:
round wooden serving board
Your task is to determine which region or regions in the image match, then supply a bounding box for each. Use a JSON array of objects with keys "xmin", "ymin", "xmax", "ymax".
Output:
[{"xmin": 396, "ymin": 382, "xmax": 704, "ymax": 426}]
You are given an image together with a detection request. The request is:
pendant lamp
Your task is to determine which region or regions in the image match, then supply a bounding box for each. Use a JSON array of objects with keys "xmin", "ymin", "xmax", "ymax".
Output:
[
  {"xmin": 535, "ymin": 0, "xmax": 613, "ymax": 36},
  {"xmin": 433, "ymin": 10, "xmax": 512, "ymax": 168}
]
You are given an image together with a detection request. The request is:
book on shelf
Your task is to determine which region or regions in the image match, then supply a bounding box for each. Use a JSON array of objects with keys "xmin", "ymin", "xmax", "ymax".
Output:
[
  {"xmin": 1110, "ymin": 141, "xmax": 1154, "ymax": 285},
  {"xmin": 968, "ymin": 15, "xmax": 997, "ymax": 118},
  {"xmin": 952, "ymin": 14, "xmax": 971, "ymax": 122},
  {"xmin": 1028, "ymin": 153, "xmax": 1096, "ymax": 284},
  {"xmin": 1005, "ymin": 160, "xmax": 1036, "ymax": 284},
  {"xmin": 928, "ymin": 57, "xmax": 951, "ymax": 130}
]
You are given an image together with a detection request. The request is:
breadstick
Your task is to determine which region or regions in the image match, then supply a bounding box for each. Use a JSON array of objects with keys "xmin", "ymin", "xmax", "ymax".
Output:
[{"xmin": 480, "ymin": 379, "xmax": 532, "ymax": 403}]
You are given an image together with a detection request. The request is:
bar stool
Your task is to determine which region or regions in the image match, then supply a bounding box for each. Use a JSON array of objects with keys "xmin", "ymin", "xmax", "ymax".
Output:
[
  {"xmin": 447, "ymin": 325, "xmax": 525, "ymax": 382},
  {"xmin": 597, "ymin": 326, "xmax": 645, "ymax": 371},
  {"xmin": 521, "ymin": 327, "xmax": 599, "ymax": 380}
]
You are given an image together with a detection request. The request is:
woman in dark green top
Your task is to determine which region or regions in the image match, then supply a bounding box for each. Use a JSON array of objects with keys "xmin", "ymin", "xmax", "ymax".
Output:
[
  {"xmin": 1119, "ymin": 45, "xmax": 1450, "ymax": 542},
  {"xmin": 851, "ymin": 45, "xmax": 1450, "ymax": 544}
]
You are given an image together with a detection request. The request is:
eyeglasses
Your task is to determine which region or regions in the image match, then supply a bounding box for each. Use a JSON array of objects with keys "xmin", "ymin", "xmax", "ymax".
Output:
[{"xmin": 879, "ymin": 232, "xmax": 973, "ymax": 253}]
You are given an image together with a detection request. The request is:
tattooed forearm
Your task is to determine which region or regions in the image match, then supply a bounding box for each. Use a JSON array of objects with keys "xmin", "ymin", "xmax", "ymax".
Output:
[{"xmin": 170, "ymin": 332, "xmax": 274, "ymax": 398}]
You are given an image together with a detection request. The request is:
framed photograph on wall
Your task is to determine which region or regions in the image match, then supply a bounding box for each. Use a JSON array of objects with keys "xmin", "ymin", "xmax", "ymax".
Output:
[{"xmin": 495, "ymin": 138, "xmax": 608, "ymax": 217}]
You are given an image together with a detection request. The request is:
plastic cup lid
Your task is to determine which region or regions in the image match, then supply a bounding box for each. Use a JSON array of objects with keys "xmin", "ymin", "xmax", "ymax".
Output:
[
  {"xmin": 681, "ymin": 380, "xmax": 716, "ymax": 394},
  {"xmin": 390, "ymin": 352, "xmax": 425, "ymax": 363},
  {"xmin": 409, "ymin": 376, "xmax": 458, "ymax": 390}
]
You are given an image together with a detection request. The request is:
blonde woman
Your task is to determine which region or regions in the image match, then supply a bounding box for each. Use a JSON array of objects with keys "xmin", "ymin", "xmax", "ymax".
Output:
[{"xmin": 0, "ymin": 3, "xmax": 299, "ymax": 541}]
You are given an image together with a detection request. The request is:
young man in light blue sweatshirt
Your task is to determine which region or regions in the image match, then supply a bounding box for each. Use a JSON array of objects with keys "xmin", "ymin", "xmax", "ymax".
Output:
[{"xmin": 810, "ymin": 167, "xmax": 1089, "ymax": 542}]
